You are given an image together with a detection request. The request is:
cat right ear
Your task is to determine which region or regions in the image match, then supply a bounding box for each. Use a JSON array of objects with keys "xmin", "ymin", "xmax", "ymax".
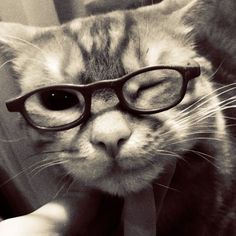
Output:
[{"xmin": 0, "ymin": 22, "xmax": 39, "ymax": 60}]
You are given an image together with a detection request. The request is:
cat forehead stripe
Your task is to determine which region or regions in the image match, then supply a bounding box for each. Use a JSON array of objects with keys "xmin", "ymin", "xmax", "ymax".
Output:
[
  {"xmin": 67, "ymin": 13, "xmax": 135, "ymax": 56},
  {"xmin": 62, "ymin": 14, "xmax": 136, "ymax": 82},
  {"xmin": 105, "ymin": 12, "xmax": 126, "ymax": 54}
]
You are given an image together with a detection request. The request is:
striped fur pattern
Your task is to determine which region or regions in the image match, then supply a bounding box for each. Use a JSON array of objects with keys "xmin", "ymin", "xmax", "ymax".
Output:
[{"xmin": 0, "ymin": 1, "xmax": 235, "ymax": 235}]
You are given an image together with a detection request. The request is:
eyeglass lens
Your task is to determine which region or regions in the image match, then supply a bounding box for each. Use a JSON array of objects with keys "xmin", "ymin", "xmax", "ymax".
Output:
[
  {"xmin": 122, "ymin": 69, "xmax": 183, "ymax": 110},
  {"xmin": 25, "ymin": 89, "xmax": 85, "ymax": 128}
]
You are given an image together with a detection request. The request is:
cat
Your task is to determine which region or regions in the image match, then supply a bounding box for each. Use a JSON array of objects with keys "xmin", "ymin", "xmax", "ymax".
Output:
[{"xmin": 0, "ymin": 0, "xmax": 235, "ymax": 235}]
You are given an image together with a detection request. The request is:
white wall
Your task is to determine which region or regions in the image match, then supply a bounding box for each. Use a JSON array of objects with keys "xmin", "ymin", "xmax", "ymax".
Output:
[{"xmin": 0, "ymin": 0, "xmax": 59, "ymax": 26}]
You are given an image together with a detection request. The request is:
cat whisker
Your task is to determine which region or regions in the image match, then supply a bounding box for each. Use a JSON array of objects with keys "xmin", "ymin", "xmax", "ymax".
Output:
[
  {"xmin": 133, "ymin": 174, "xmax": 179, "ymax": 193},
  {"xmin": 165, "ymin": 130, "xmax": 235, "ymax": 147},
  {"xmin": 181, "ymin": 148, "xmax": 220, "ymax": 170},
  {"xmin": 171, "ymin": 98, "xmax": 236, "ymax": 129},
  {"xmin": 153, "ymin": 183, "xmax": 180, "ymax": 192},
  {"xmin": 0, "ymin": 170, "xmax": 26, "ymax": 188},
  {"xmin": 156, "ymin": 114, "xmax": 226, "ymax": 138},
  {"xmin": 207, "ymin": 58, "xmax": 226, "ymax": 81},
  {"xmin": 156, "ymin": 149, "xmax": 187, "ymax": 161},
  {"xmin": 0, "ymin": 137, "xmax": 27, "ymax": 143},
  {"xmin": 225, "ymin": 123, "xmax": 236, "ymax": 128},
  {"xmin": 4, "ymin": 35, "xmax": 47, "ymax": 57},
  {"xmin": 224, "ymin": 115, "xmax": 236, "ymax": 121},
  {"xmin": 186, "ymin": 104, "xmax": 236, "ymax": 125},
  {"xmin": 0, "ymin": 155, "xmax": 69, "ymax": 188},
  {"xmin": 0, "ymin": 56, "xmax": 48, "ymax": 71},
  {"xmin": 23, "ymin": 150, "xmax": 67, "ymax": 161},
  {"xmin": 0, "ymin": 158, "xmax": 58, "ymax": 188},
  {"xmin": 155, "ymin": 121, "xmax": 218, "ymax": 138},
  {"xmin": 182, "ymin": 149, "xmax": 215, "ymax": 160},
  {"xmin": 30, "ymin": 159, "xmax": 69, "ymax": 177},
  {"xmin": 172, "ymin": 83, "xmax": 236, "ymax": 122},
  {"xmin": 62, "ymin": 177, "xmax": 76, "ymax": 195},
  {"xmin": 156, "ymin": 150, "xmax": 181, "ymax": 157},
  {"xmin": 179, "ymin": 123, "xmax": 217, "ymax": 130},
  {"xmin": 189, "ymin": 130, "xmax": 227, "ymax": 136},
  {"xmin": 0, "ymin": 59, "xmax": 15, "ymax": 70},
  {"xmin": 163, "ymin": 128, "xmax": 231, "ymax": 144},
  {"xmin": 52, "ymin": 174, "xmax": 73, "ymax": 199},
  {"xmin": 28, "ymin": 158, "xmax": 67, "ymax": 171},
  {"xmin": 169, "ymin": 137, "xmax": 234, "ymax": 146},
  {"xmin": 174, "ymin": 96, "xmax": 236, "ymax": 126},
  {"xmin": 217, "ymin": 96, "xmax": 236, "ymax": 107}
]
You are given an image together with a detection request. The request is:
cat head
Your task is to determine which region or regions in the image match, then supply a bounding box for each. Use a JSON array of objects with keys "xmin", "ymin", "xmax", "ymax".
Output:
[{"xmin": 0, "ymin": 1, "xmax": 222, "ymax": 196}]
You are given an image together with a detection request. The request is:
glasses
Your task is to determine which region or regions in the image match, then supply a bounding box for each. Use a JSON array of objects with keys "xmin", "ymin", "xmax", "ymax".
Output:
[{"xmin": 6, "ymin": 61, "xmax": 200, "ymax": 131}]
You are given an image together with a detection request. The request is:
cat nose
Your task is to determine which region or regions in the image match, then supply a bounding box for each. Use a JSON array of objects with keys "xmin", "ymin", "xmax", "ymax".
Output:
[{"xmin": 90, "ymin": 111, "xmax": 132, "ymax": 158}]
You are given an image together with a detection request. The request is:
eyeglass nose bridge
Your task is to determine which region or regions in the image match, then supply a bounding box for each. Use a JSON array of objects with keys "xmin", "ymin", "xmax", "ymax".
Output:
[{"xmin": 82, "ymin": 81, "xmax": 125, "ymax": 117}]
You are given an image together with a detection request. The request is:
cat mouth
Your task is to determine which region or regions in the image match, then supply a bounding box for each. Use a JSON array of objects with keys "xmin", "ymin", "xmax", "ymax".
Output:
[
  {"xmin": 107, "ymin": 160, "xmax": 125, "ymax": 173},
  {"xmin": 105, "ymin": 158, "xmax": 154, "ymax": 175}
]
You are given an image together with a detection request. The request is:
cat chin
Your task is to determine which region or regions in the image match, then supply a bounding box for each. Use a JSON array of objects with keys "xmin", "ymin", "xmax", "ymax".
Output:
[{"xmin": 86, "ymin": 165, "xmax": 164, "ymax": 196}]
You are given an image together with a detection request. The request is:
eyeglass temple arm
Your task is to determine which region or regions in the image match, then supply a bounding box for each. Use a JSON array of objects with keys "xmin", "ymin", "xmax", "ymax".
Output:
[
  {"xmin": 5, "ymin": 99, "xmax": 21, "ymax": 112},
  {"xmin": 185, "ymin": 61, "xmax": 201, "ymax": 80}
]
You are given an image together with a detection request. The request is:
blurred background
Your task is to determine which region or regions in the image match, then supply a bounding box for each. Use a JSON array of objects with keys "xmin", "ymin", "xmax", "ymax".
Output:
[{"xmin": 0, "ymin": 0, "xmax": 162, "ymax": 25}]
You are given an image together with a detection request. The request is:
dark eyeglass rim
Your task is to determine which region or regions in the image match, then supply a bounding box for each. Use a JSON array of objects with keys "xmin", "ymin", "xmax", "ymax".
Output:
[{"xmin": 5, "ymin": 61, "xmax": 200, "ymax": 131}]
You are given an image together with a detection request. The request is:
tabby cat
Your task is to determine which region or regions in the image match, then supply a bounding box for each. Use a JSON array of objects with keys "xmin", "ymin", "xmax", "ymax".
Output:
[{"xmin": 0, "ymin": 0, "xmax": 235, "ymax": 235}]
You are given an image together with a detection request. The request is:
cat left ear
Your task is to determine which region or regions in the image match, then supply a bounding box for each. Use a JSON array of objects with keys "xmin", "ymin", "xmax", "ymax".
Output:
[
  {"xmin": 0, "ymin": 22, "xmax": 39, "ymax": 59},
  {"xmin": 173, "ymin": 0, "xmax": 198, "ymax": 20},
  {"xmin": 156, "ymin": 0, "xmax": 198, "ymax": 34},
  {"xmin": 155, "ymin": 0, "xmax": 197, "ymax": 15}
]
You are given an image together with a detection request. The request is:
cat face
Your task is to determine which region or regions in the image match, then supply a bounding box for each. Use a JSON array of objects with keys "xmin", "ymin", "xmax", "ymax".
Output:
[{"xmin": 0, "ymin": 4, "xmax": 222, "ymax": 195}]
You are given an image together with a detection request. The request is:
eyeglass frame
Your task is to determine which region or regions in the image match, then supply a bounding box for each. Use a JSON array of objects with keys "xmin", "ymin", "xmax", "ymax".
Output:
[{"xmin": 5, "ymin": 61, "xmax": 200, "ymax": 131}]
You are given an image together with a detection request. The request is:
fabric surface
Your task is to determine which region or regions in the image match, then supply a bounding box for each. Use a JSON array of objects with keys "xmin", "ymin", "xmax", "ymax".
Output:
[
  {"xmin": 123, "ymin": 161, "xmax": 177, "ymax": 236},
  {"xmin": 123, "ymin": 187, "xmax": 157, "ymax": 236}
]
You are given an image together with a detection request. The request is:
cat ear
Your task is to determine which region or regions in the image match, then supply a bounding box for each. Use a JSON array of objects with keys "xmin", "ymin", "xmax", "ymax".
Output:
[
  {"xmin": 0, "ymin": 22, "xmax": 39, "ymax": 59},
  {"xmin": 154, "ymin": 0, "xmax": 197, "ymax": 35},
  {"xmin": 155, "ymin": 0, "xmax": 197, "ymax": 15}
]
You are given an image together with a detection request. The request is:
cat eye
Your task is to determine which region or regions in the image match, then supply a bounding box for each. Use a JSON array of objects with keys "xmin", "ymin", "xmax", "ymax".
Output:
[
  {"xmin": 38, "ymin": 90, "xmax": 80, "ymax": 111},
  {"xmin": 6, "ymin": 61, "xmax": 200, "ymax": 131},
  {"xmin": 122, "ymin": 69, "xmax": 183, "ymax": 111},
  {"xmin": 23, "ymin": 89, "xmax": 85, "ymax": 128}
]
